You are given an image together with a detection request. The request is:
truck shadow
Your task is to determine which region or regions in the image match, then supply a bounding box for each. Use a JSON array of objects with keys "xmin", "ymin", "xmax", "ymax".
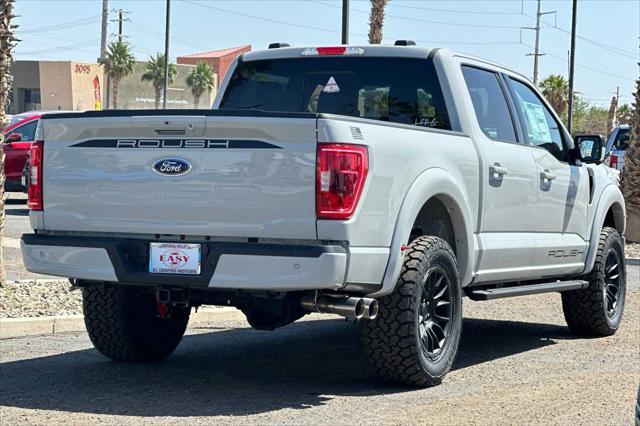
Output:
[{"xmin": 0, "ymin": 317, "xmax": 573, "ymax": 417}]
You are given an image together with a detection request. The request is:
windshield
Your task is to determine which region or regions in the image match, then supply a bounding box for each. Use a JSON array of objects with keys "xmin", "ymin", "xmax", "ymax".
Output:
[{"xmin": 219, "ymin": 56, "xmax": 451, "ymax": 130}]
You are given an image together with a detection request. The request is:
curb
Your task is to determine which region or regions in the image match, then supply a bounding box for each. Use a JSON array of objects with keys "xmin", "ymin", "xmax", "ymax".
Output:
[{"xmin": 0, "ymin": 307, "xmax": 244, "ymax": 340}]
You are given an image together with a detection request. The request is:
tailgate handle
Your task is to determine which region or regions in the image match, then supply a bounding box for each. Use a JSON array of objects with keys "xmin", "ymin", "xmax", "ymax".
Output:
[
  {"xmin": 155, "ymin": 128, "xmax": 187, "ymax": 136},
  {"xmin": 131, "ymin": 116, "xmax": 205, "ymax": 136}
]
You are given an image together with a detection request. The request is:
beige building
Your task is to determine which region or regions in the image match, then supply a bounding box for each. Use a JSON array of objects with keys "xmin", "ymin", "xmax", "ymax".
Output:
[
  {"xmin": 9, "ymin": 61, "xmax": 104, "ymax": 113},
  {"xmin": 9, "ymin": 59, "xmax": 217, "ymax": 113}
]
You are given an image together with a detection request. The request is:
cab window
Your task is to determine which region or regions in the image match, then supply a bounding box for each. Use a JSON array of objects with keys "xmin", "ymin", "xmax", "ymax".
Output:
[
  {"xmin": 509, "ymin": 78, "xmax": 566, "ymax": 162},
  {"xmin": 461, "ymin": 66, "xmax": 517, "ymax": 143},
  {"xmin": 221, "ymin": 57, "xmax": 451, "ymax": 130}
]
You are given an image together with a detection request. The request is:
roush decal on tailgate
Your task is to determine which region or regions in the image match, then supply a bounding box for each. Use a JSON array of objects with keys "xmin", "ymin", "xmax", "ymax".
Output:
[{"xmin": 69, "ymin": 139, "xmax": 283, "ymax": 149}]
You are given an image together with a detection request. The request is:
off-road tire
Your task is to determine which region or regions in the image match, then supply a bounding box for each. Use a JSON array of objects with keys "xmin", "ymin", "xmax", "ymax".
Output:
[
  {"xmin": 562, "ymin": 227, "xmax": 626, "ymax": 336},
  {"xmin": 82, "ymin": 285, "xmax": 190, "ymax": 362},
  {"xmin": 362, "ymin": 236, "xmax": 462, "ymax": 387}
]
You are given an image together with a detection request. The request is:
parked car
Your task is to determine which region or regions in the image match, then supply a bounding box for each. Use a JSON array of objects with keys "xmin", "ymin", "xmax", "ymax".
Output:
[
  {"xmin": 605, "ymin": 124, "xmax": 630, "ymax": 171},
  {"xmin": 9, "ymin": 111, "xmax": 41, "ymax": 126},
  {"xmin": 21, "ymin": 43, "xmax": 626, "ymax": 387},
  {"xmin": 3, "ymin": 112, "xmax": 41, "ymax": 192}
]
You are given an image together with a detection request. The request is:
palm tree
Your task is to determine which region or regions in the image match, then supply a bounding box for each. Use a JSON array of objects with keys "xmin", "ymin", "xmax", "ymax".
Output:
[
  {"xmin": 141, "ymin": 53, "xmax": 177, "ymax": 109},
  {"xmin": 620, "ymin": 76, "xmax": 640, "ymax": 242},
  {"xmin": 539, "ymin": 74, "xmax": 569, "ymax": 118},
  {"xmin": 617, "ymin": 104, "xmax": 632, "ymax": 124},
  {"xmin": 104, "ymin": 40, "xmax": 135, "ymax": 109},
  {"xmin": 368, "ymin": 0, "xmax": 388, "ymax": 44},
  {"xmin": 186, "ymin": 62, "xmax": 215, "ymax": 109},
  {"xmin": 0, "ymin": 0, "xmax": 18, "ymax": 285}
]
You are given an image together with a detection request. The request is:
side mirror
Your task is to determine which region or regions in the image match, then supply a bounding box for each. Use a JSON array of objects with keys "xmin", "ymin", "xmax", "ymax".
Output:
[
  {"xmin": 5, "ymin": 132, "xmax": 22, "ymax": 143},
  {"xmin": 575, "ymin": 134, "xmax": 604, "ymax": 164}
]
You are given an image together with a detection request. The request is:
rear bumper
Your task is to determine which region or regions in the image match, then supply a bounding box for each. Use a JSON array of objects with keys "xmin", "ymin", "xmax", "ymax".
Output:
[{"xmin": 21, "ymin": 234, "xmax": 348, "ymax": 291}]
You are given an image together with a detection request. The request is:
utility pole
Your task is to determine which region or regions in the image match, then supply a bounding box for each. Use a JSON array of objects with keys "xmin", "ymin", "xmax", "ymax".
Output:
[
  {"xmin": 163, "ymin": 0, "xmax": 171, "ymax": 109},
  {"xmin": 106, "ymin": 8, "xmax": 128, "ymax": 109},
  {"xmin": 567, "ymin": 0, "xmax": 577, "ymax": 134},
  {"xmin": 341, "ymin": 0, "xmax": 349, "ymax": 44},
  {"xmin": 110, "ymin": 9, "xmax": 128, "ymax": 41},
  {"xmin": 99, "ymin": 0, "xmax": 108, "ymax": 61},
  {"xmin": 118, "ymin": 9, "xmax": 123, "ymax": 41},
  {"xmin": 523, "ymin": 0, "xmax": 556, "ymax": 84},
  {"xmin": 615, "ymin": 86, "xmax": 620, "ymax": 125}
]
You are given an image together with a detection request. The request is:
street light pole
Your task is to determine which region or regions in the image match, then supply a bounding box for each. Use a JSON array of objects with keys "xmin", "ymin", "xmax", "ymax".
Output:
[
  {"xmin": 162, "ymin": 0, "xmax": 171, "ymax": 109},
  {"xmin": 567, "ymin": 0, "xmax": 577, "ymax": 134},
  {"xmin": 341, "ymin": 0, "xmax": 349, "ymax": 44}
]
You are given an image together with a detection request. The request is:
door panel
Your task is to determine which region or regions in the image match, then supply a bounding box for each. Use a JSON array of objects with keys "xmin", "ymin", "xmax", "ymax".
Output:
[
  {"xmin": 460, "ymin": 65, "xmax": 539, "ymax": 281},
  {"xmin": 531, "ymin": 149, "xmax": 589, "ymax": 236},
  {"xmin": 506, "ymin": 77, "xmax": 589, "ymax": 269}
]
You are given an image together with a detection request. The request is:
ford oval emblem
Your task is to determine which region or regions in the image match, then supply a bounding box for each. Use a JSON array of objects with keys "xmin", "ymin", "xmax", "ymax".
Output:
[{"xmin": 152, "ymin": 158, "xmax": 192, "ymax": 176}]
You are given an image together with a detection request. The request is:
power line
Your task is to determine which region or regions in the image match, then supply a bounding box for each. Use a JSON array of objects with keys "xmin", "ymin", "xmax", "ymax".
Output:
[
  {"xmin": 390, "ymin": 2, "xmax": 526, "ymax": 16},
  {"xmin": 313, "ymin": 1, "xmax": 524, "ymax": 30},
  {"xmin": 182, "ymin": 0, "xmax": 359, "ymax": 35},
  {"xmin": 524, "ymin": 12, "xmax": 638, "ymax": 60},
  {"xmin": 19, "ymin": 42, "xmax": 98, "ymax": 56},
  {"xmin": 521, "ymin": 42, "xmax": 634, "ymax": 82},
  {"xmin": 128, "ymin": 18, "xmax": 210, "ymax": 51},
  {"xmin": 19, "ymin": 14, "xmax": 101, "ymax": 34}
]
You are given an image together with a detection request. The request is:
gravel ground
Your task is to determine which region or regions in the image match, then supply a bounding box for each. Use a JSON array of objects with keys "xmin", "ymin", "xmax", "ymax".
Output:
[
  {"xmin": 627, "ymin": 242, "xmax": 640, "ymax": 259},
  {"xmin": 1, "ymin": 289, "xmax": 638, "ymax": 425},
  {"xmin": 0, "ymin": 280, "xmax": 82, "ymax": 318}
]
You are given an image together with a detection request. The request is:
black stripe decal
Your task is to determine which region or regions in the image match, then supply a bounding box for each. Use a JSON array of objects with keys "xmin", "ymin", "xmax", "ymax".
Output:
[{"xmin": 69, "ymin": 139, "xmax": 283, "ymax": 149}]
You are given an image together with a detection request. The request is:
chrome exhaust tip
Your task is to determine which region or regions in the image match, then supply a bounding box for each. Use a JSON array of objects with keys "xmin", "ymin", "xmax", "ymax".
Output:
[
  {"xmin": 300, "ymin": 295, "xmax": 365, "ymax": 319},
  {"xmin": 361, "ymin": 298, "xmax": 378, "ymax": 320}
]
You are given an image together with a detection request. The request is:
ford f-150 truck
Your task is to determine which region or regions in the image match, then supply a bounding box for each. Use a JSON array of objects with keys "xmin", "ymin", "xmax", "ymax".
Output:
[{"xmin": 21, "ymin": 43, "xmax": 627, "ymax": 387}]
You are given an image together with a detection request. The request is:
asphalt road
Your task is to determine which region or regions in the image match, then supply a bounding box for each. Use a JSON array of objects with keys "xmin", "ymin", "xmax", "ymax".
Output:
[{"xmin": 1, "ymin": 288, "xmax": 638, "ymax": 425}]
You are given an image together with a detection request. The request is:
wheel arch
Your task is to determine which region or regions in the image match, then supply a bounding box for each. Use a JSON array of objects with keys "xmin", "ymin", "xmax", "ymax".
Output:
[
  {"xmin": 583, "ymin": 185, "xmax": 626, "ymax": 274},
  {"xmin": 371, "ymin": 168, "xmax": 475, "ymax": 297}
]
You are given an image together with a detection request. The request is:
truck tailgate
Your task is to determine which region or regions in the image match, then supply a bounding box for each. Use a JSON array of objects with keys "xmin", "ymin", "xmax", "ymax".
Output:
[{"xmin": 40, "ymin": 112, "xmax": 318, "ymax": 239}]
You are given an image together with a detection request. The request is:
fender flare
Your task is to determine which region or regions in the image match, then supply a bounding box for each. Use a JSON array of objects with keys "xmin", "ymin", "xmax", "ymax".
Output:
[
  {"xmin": 370, "ymin": 168, "xmax": 475, "ymax": 297},
  {"xmin": 582, "ymin": 184, "xmax": 626, "ymax": 274}
]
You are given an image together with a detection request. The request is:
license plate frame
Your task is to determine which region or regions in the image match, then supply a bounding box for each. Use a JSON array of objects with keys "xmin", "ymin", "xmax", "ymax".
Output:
[{"xmin": 149, "ymin": 242, "xmax": 201, "ymax": 275}]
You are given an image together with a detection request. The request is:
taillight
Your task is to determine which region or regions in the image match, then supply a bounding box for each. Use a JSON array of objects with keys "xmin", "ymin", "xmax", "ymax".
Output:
[
  {"xmin": 316, "ymin": 143, "xmax": 368, "ymax": 220},
  {"xmin": 609, "ymin": 154, "xmax": 618, "ymax": 169},
  {"xmin": 28, "ymin": 140, "xmax": 43, "ymax": 211}
]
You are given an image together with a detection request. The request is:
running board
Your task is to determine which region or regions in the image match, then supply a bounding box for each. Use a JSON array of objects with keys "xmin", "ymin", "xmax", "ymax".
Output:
[{"xmin": 466, "ymin": 280, "xmax": 589, "ymax": 301}]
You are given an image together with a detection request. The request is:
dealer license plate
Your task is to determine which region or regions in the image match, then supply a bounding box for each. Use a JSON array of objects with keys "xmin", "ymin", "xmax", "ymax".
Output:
[{"xmin": 149, "ymin": 243, "xmax": 201, "ymax": 275}]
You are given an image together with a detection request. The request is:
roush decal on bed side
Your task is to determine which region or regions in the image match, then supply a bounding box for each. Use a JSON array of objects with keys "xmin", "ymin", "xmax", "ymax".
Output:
[{"xmin": 69, "ymin": 139, "xmax": 283, "ymax": 149}]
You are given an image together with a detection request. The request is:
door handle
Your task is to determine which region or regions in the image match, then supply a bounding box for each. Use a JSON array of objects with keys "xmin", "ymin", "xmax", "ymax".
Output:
[
  {"xmin": 489, "ymin": 163, "xmax": 508, "ymax": 176},
  {"xmin": 541, "ymin": 169, "xmax": 557, "ymax": 181}
]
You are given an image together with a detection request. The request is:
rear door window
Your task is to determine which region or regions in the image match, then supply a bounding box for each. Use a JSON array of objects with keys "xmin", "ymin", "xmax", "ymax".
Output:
[
  {"xmin": 220, "ymin": 57, "xmax": 451, "ymax": 130},
  {"xmin": 461, "ymin": 66, "xmax": 517, "ymax": 143}
]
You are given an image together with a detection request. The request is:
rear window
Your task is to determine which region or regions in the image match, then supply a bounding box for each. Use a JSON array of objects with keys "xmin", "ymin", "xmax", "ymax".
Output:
[{"xmin": 219, "ymin": 57, "xmax": 451, "ymax": 130}]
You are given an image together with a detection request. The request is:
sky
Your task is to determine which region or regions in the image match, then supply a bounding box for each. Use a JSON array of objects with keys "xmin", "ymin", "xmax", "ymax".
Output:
[{"xmin": 13, "ymin": 0, "xmax": 640, "ymax": 107}]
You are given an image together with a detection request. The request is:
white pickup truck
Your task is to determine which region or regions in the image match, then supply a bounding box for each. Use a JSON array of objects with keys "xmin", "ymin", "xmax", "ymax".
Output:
[{"xmin": 22, "ymin": 43, "xmax": 627, "ymax": 387}]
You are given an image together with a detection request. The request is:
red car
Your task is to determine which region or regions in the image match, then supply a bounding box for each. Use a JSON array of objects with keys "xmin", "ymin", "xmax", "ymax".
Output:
[{"xmin": 3, "ymin": 112, "xmax": 41, "ymax": 192}]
